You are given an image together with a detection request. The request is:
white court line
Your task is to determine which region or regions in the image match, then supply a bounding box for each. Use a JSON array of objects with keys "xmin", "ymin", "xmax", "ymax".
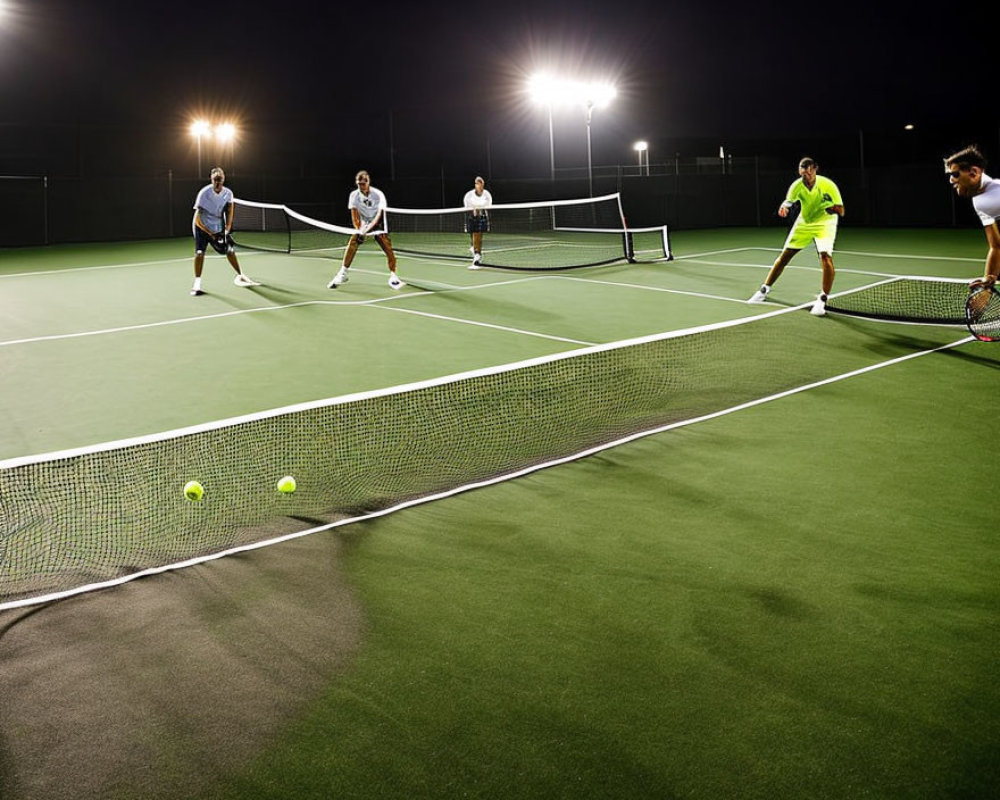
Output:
[
  {"xmin": 681, "ymin": 258, "xmax": 906, "ymax": 280},
  {"xmin": 372, "ymin": 304, "xmax": 596, "ymax": 346},
  {"xmin": 674, "ymin": 246, "xmax": 769, "ymax": 260},
  {"xmin": 0, "ymin": 333, "xmax": 973, "ymax": 612},
  {"xmin": 558, "ymin": 275, "xmax": 750, "ymax": 305},
  {"xmin": 0, "ymin": 273, "xmax": 566, "ymax": 348},
  {"xmin": 0, "ymin": 255, "xmax": 193, "ymax": 278},
  {"xmin": 675, "ymin": 244, "xmax": 981, "ymax": 265}
]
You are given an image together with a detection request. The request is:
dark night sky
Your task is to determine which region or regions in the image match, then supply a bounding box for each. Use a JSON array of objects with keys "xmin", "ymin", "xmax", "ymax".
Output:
[{"xmin": 0, "ymin": 0, "xmax": 993, "ymax": 177}]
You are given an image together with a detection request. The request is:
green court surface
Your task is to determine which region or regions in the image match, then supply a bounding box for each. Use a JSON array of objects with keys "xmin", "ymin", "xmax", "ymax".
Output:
[{"xmin": 0, "ymin": 227, "xmax": 997, "ymax": 799}]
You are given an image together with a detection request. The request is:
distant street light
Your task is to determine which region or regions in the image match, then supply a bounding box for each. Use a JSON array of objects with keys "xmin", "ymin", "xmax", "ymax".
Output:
[
  {"xmin": 634, "ymin": 140, "xmax": 649, "ymax": 176},
  {"xmin": 189, "ymin": 119, "xmax": 210, "ymax": 178}
]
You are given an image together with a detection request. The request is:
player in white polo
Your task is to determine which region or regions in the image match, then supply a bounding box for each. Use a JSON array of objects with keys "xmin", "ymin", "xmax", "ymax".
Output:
[
  {"xmin": 190, "ymin": 167, "xmax": 259, "ymax": 296},
  {"xmin": 463, "ymin": 176, "xmax": 493, "ymax": 269},
  {"xmin": 944, "ymin": 145, "xmax": 1000, "ymax": 289},
  {"xmin": 747, "ymin": 157, "xmax": 845, "ymax": 316},
  {"xmin": 327, "ymin": 170, "xmax": 403, "ymax": 290}
]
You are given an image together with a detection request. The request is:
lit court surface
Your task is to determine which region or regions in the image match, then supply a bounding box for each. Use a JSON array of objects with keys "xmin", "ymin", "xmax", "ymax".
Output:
[{"xmin": 0, "ymin": 226, "xmax": 997, "ymax": 800}]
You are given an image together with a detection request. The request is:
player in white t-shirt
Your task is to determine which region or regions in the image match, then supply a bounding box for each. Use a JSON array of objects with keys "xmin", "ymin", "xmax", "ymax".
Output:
[
  {"xmin": 327, "ymin": 170, "xmax": 403, "ymax": 290},
  {"xmin": 944, "ymin": 145, "xmax": 1000, "ymax": 288},
  {"xmin": 462, "ymin": 176, "xmax": 493, "ymax": 269},
  {"xmin": 190, "ymin": 167, "xmax": 258, "ymax": 296}
]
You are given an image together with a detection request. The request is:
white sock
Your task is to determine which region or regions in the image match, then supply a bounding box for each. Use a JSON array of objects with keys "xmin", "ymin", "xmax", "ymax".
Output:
[{"xmin": 192, "ymin": 277, "xmax": 202, "ymax": 291}]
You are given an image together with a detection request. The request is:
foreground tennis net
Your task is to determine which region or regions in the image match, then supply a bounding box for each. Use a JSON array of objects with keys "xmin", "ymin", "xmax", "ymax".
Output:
[
  {"xmin": 827, "ymin": 276, "xmax": 969, "ymax": 325},
  {"xmin": 231, "ymin": 193, "xmax": 670, "ymax": 269},
  {"xmin": 0, "ymin": 303, "xmax": 929, "ymax": 609}
]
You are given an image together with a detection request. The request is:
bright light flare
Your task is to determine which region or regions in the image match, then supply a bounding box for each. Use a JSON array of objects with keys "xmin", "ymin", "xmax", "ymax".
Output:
[
  {"xmin": 215, "ymin": 122, "xmax": 236, "ymax": 143},
  {"xmin": 189, "ymin": 119, "xmax": 211, "ymax": 138},
  {"xmin": 528, "ymin": 73, "xmax": 617, "ymax": 110},
  {"xmin": 633, "ymin": 140, "xmax": 648, "ymax": 153}
]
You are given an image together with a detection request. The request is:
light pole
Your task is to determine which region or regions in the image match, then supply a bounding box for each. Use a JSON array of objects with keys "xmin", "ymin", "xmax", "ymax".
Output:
[
  {"xmin": 585, "ymin": 100, "xmax": 595, "ymax": 196},
  {"xmin": 528, "ymin": 74, "xmax": 616, "ymax": 191},
  {"xmin": 528, "ymin": 74, "xmax": 558, "ymax": 181},
  {"xmin": 190, "ymin": 119, "xmax": 210, "ymax": 178},
  {"xmin": 579, "ymin": 82, "xmax": 616, "ymax": 197},
  {"xmin": 215, "ymin": 122, "xmax": 236, "ymax": 169},
  {"xmin": 634, "ymin": 140, "xmax": 649, "ymax": 175},
  {"xmin": 546, "ymin": 106, "xmax": 555, "ymax": 181}
]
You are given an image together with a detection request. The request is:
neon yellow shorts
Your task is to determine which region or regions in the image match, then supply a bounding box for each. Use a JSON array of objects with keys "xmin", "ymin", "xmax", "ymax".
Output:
[{"xmin": 784, "ymin": 221, "xmax": 838, "ymax": 253}]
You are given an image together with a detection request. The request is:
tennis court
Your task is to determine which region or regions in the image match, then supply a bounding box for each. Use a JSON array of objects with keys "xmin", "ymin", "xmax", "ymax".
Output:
[{"xmin": 0, "ymin": 225, "xmax": 997, "ymax": 798}]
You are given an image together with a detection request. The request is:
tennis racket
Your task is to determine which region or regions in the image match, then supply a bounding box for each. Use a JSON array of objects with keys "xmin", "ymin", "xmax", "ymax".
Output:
[{"xmin": 965, "ymin": 284, "xmax": 1000, "ymax": 341}]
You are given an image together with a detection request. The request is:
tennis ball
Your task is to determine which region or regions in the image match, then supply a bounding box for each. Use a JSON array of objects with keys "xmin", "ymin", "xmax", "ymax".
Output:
[
  {"xmin": 276, "ymin": 475, "xmax": 297, "ymax": 494},
  {"xmin": 183, "ymin": 480, "xmax": 204, "ymax": 502}
]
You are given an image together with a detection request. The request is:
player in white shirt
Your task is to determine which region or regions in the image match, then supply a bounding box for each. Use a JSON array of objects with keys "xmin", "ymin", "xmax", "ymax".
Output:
[
  {"xmin": 327, "ymin": 170, "xmax": 403, "ymax": 290},
  {"xmin": 463, "ymin": 176, "xmax": 493, "ymax": 269},
  {"xmin": 944, "ymin": 145, "xmax": 1000, "ymax": 288},
  {"xmin": 190, "ymin": 167, "xmax": 258, "ymax": 296}
]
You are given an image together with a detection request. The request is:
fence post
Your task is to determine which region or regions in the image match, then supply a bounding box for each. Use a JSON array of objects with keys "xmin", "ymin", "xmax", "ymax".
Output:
[
  {"xmin": 167, "ymin": 170, "xmax": 174, "ymax": 238},
  {"xmin": 43, "ymin": 176, "xmax": 49, "ymax": 245}
]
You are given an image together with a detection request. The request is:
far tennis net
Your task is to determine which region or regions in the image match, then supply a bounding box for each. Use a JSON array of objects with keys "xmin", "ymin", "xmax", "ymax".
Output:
[{"xmin": 231, "ymin": 193, "xmax": 670, "ymax": 270}]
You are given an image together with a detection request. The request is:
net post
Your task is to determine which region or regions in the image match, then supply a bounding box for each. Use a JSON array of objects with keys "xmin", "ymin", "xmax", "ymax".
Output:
[{"xmin": 623, "ymin": 231, "xmax": 635, "ymax": 263}]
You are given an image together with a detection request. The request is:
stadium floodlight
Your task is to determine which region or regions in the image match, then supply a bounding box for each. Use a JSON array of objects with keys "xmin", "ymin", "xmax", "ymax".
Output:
[
  {"xmin": 215, "ymin": 122, "xmax": 236, "ymax": 143},
  {"xmin": 214, "ymin": 122, "xmax": 238, "ymax": 170},
  {"xmin": 528, "ymin": 74, "xmax": 617, "ymax": 189},
  {"xmin": 634, "ymin": 140, "xmax": 649, "ymax": 176},
  {"xmin": 190, "ymin": 119, "xmax": 211, "ymax": 178}
]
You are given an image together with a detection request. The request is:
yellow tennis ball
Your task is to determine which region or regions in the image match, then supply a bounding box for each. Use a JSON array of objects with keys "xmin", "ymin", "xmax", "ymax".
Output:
[
  {"xmin": 183, "ymin": 480, "xmax": 204, "ymax": 502},
  {"xmin": 276, "ymin": 475, "xmax": 296, "ymax": 494}
]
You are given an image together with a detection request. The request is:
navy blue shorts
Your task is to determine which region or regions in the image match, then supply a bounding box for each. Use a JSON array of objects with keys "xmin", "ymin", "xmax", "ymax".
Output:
[
  {"xmin": 193, "ymin": 227, "xmax": 232, "ymax": 255},
  {"xmin": 465, "ymin": 213, "xmax": 490, "ymax": 234}
]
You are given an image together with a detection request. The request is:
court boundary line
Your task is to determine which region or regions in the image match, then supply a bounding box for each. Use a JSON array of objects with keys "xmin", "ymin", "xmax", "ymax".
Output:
[
  {"xmin": 0, "ymin": 268, "xmax": 745, "ymax": 349},
  {"xmin": 677, "ymin": 245, "xmax": 981, "ymax": 265},
  {"xmin": 0, "ymin": 333, "xmax": 973, "ymax": 612},
  {"xmin": 0, "ymin": 274, "xmax": 558, "ymax": 348}
]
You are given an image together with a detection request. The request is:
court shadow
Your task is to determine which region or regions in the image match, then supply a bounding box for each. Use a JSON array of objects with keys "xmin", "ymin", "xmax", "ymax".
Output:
[{"xmin": 0, "ymin": 526, "xmax": 363, "ymax": 800}]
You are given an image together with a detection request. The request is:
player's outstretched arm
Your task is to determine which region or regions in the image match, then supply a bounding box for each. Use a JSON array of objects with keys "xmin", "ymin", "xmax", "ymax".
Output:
[{"xmin": 973, "ymin": 223, "xmax": 1000, "ymax": 287}]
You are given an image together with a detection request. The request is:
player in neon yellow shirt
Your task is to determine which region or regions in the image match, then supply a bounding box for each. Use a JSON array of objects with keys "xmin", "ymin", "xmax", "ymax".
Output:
[{"xmin": 748, "ymin": 157, "xmax": 845, "ymax": 316}]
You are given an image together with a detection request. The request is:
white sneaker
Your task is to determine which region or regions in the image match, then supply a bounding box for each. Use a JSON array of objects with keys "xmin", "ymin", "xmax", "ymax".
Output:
[
  {"xmin": 234, "ymin": 274, "xmax": 260, "ymax": 287},
  {"xmin": 190, "ymin": 288, "xmax": 205, "ymax": 296},
  {"xmin": 747, "ymin": 286, "xmax": 769, "ymax": 304},
  {"xmin": 327, "ymin": 267, "xmax": 349, "ymax": 288},
  {"xmin": 388, "ymin": 274, "xmax": 404, "ymax": 290},
  {"xmin": 811, "ymin": 294, "xmax": 827, "ymax": 317},
  {"xmin": 467, "ymin": 263, "xmax": 481, "ymax": 270}
]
